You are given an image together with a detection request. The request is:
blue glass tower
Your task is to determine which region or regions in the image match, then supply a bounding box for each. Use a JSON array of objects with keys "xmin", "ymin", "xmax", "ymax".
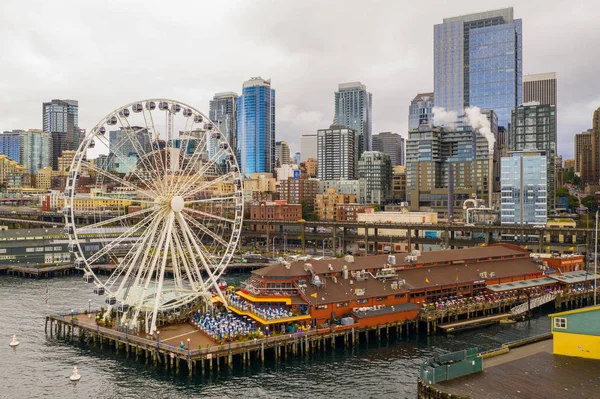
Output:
[
  {"xmin": 0, "ymin": 131, "xmax": 23, "ymax": 163},
  {"xmin": 434, "ymin": 8, "xmax": 522, "ymax": 131},
  {"xmin": 237, "ymin": 77, "xmax": 275, "ymax": 175}
]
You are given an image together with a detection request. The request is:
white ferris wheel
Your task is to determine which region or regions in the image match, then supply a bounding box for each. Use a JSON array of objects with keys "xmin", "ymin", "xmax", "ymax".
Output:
[{"xmin": 63, "ymin": 99, "xmax": 243, "ymax": 335}]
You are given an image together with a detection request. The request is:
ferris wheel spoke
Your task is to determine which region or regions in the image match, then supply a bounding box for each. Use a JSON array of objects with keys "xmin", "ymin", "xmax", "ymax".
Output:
[
  {"xmin": 149, "ymin": 212, "xmax": 175, "ymax": 334},
  {"xmin": 131, "ymin": 214, "xmax": 170, "ymax": 334},
  {"xmin": 176, "ymin": 213, "xmax": 226, "ymax": 303},
  {"xmin": 83, "ymin": 210, "xmax": 158, "ymax": 265},
  {"xmin": 183, "ymin": 207, "xmax": 235, "ymax": 224},
  {"xmin": 176, "ymin": 149, "xmax": 226, "ymax": 196},
  {"xmin": 116, "ymin": 116, "xmax": 162, "ymax": 181},
  {"xmin": 181, "ymin": 211, "xmax": 229, "ymax": 247},
  {"xmin": 171, "ymin": 224, "xmax": 201, "ymax": 291},
  {"xmin": 82, "ymin": 160, "xmax": 157, "ymax": 199},
  {"xmin": 143, "ymin": 109, "xmax": 168, "ymax": 193},
  {"xmin": 186, "ymin": 196, "xmax": 237, "ymax": 205},
  {"xmin": 78, "ymin": 206, "xmax": 156, "ymax": 232},
  {"xmin": 93, "ymin": 133, "xmax": 161, "ymax": 194},
  {"xmin": 183, "ymin": 171, "xmax": 235, "ymax": 200},
  {"xmin": 104, "ymin": 214, "xmax": 164, "ymax": 291}
]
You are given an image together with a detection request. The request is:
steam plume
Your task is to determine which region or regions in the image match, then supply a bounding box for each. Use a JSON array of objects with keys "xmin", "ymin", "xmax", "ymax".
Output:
[{"xmin": 465, "ymin": 106, "xmax": 495, "ymax": 154}]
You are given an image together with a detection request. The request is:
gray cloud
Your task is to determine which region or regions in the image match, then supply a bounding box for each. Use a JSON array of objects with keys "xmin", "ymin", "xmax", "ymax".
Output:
[{"xmin": 0, "ymin": 0, "xmax": 598, "ymax": 159}]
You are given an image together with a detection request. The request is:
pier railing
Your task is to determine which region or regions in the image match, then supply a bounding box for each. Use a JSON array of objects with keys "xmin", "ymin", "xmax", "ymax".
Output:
[{"xmin": 54, "ymin": 314, "xmax": 322, "ymax": 358}]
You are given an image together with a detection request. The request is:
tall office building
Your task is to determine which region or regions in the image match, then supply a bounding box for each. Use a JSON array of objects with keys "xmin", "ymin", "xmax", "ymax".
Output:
[
  {"xmin": 574, "ymin": 129, "xmax": 593, "ymax": 175},
  {"xmin": 300, "ymin": 134, "xmax": 317, "ymax": 161},
  {"xmin": 500, "ymin": 151, "xmax": 547, "ymax": 226},
  {"xmin": 434, "ymin": 8, "xmax": 522, "ymax": 130},
  {"xmin": 510, "ymin": 103, "xmax": 556, "ymax": 212},
  {"xmin": 334, "ymin": 82, "xmax": 372, "ymax": 157},
  {"xmin": 209, "ymin": 92, "xmax": 238, "ymax": 157},
  {"xmin": 237, "ymin": 77, "xmax": 275, "ymax": 175},
  {"xmin": 372, "ymin": 132, "xmax": 405, "ymax": 166},
  {"xmin": 20, "ymin": 129, "xmax": 52, "ymax": 174},
  {"xmin": 358, "ymin": 151, "xmax": 392, "ymax": 205},
  {"xmin": 523, "ymin": 73, "xmax": 556, "ymax": 105},
  {"xmin": 317, "ymin": 125, "xmax": 358, "ymax": 180},
  {"xmin": 0, "ymin": 131, "xmax": 23, "ymax": 163},
  {"xmin": 275, "ymin": 140, "xmax": 291, "ymax": 167},
  {"xmin": 43, "ymin": 99, "xmax": 80, "ymax": 170},
  {"xmin": 409, "ymin": 93, "xmax": 434, "ymax": 130}
]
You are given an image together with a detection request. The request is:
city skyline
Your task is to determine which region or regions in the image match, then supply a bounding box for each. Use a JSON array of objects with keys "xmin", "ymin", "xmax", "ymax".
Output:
[{"xmin": 0, "ymin": 1, "xmax": 598, "ymax": 159}]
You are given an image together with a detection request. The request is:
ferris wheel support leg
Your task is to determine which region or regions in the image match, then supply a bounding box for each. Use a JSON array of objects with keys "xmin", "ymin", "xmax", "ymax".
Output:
[{"xmin": 149, "ymin": 212, "xmax": 175, "ymax": 335}]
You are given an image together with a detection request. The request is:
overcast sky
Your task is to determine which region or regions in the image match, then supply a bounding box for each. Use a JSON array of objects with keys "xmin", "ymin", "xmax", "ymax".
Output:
[{"xmin": 0, "ymin": 0, "xmax": 598, "ymax": 159}]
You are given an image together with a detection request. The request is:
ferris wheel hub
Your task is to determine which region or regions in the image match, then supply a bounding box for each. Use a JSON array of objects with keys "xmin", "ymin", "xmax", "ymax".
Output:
[{"xmin": 170, "ymin": 195, "xmax": 185, "ymax": 213}]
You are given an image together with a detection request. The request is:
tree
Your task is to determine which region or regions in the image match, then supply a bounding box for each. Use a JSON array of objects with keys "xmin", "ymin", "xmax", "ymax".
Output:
[
  {"xmin": 301, "ymin": 200, "xmax": 312, "ymax": 220},
  {"xmin": 582, "ymin": 195, "xmax": 597, "ymax": 212},
  {"xmin": 556, "ymin": 187, "xmax": 569, "ymax": 198}
]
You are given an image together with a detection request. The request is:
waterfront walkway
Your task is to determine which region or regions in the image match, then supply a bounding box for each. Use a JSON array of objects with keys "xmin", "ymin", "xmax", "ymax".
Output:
[{"xmin": 435, "ymin": 340, "xmax": 600, "ymax": 398}]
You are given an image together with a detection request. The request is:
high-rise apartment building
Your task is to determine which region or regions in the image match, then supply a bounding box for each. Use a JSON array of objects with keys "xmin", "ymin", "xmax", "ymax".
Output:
[
  {"xmin": 20, "ymin": 129, "xmax": 52, "ymax": 174},
  {"xmin": 523, "ymin": 73, "xmax": 556, "ymax": 105},
  {"xmin": 500, "ymin": 151, "xmax": 547, "ymax": 226},
  {"xmin": 434, "ymin": 8, "xmax": 522, "ymax": 130},
  {"xmin": 300, "ymin": 134, "xmax": 317, "ymax": 161},
  {"xmin": 555, "ymin": 155, "xmax": 563, "ymax": 189},
  {"xmin": 317, "ymin": 125, "xmax": 358, "ymax": 180},
  {"xmin": 209, "ymin": 92, "xmax": 238, "ymax": 158},
  {"xmin": 392, "ymin": 165, "xmax": 407, "ymax": 201},
  {"xmin": 510, "ymin": 103, "xmax": 556, "ymax": 212},
  {"xmin": 358, "ymin": 151, "xmax": 392, "ymax": 205},
  {"xmin": 0, "ymin": 131, "xmax": 23, "ymax": 163},
  {"xmin": 409, "ymin": 93, "xmax": 434, "ymax": 130},
  {"xmin": 278, "ymin": 177, "xmax": 319, "ymax": 210},
  {"xmin": 334, "ymin": 82, "xmax": 372, "ymax": 157},
  {"xmin": 237, "ymin": 77, "xmax": 275, "ymax": 175},
  {"xmin": 372, "ymin": 132, "xmax": 405, "ymax": 166},
  {"xmin": 43, "ymin": 99, "xmax": 80, "ymax": 170},
  {"xmin": 275, "ymin": 141, "xmax": 291, "ymax": 167}
]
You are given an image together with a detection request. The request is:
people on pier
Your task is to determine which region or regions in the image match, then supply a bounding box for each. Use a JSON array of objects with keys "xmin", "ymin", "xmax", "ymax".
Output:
[
  {"xmin": 191, "ymin": 310, "xmax": 260, "ymax": 342},
  {"xmin": 227, "ymin": 293, "xmax": 294, "ymax": 320}
]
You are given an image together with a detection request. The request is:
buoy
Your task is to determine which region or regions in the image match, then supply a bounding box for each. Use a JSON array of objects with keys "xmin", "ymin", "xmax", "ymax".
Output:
[
  {"xmin": 9, "ymin": 335, "xmax": 19, "ymax": 347},
  {"xmin": 70, "ymin": 366, "xmax": 81, "ymax": 382}
]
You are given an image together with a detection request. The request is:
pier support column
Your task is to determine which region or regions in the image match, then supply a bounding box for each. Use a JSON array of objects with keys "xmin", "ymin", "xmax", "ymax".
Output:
[
  {"xmin": 407, "ymin": 228, "xmax": 412, "ymax": 251},
  {"xmin": 188, "ymin": 360, "xmax": 193, "ymax": 377},
  {"xmin": 261, "ymin": 342, "xmax": 265, "ymax": 365}
]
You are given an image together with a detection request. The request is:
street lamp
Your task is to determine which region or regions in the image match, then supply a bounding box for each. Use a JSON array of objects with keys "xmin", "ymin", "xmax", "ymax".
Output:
[
  {"xmin": 88, "ymin": 299, "xmax": 91, "ymax": 314},
  {"xmin": 187, "ymin": 337, "xmax": 190, "ymax": 358},
  {"xmin": 157, "ymin": 330, "xmax": 160, "ymax": 349}
]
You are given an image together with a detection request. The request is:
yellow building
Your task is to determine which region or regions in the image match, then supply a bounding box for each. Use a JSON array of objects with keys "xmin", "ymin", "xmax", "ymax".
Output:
[
  {"xmin": 36, "ymin": 167, "xmax": 61, "ymax": 190},
  {"xmin": 57, "ymin": 150, "xmax": 76, "ymax": 173},
  {"xmin": 304, "ymin": 158, "xmax": 318, "ymax": 178},
  {"xmin": 357, "ymin": 210, "xmax": 438, "ymax": 237},
  {"xmin": 550, "ymin": 305, "xmax": 600, "ymax": 360},
  {"xmin": 0, "ymin": 154, "xmax": 30, "ymax": 188},
  {"xmin": 314, "ymin": 188, "xmax": 355, "ymax": 221}
]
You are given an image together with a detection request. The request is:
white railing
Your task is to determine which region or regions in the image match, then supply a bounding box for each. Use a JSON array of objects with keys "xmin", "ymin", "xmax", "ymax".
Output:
[{"xmin": 510, "ymin": 292, "xmax": 558, "ymax": 316}]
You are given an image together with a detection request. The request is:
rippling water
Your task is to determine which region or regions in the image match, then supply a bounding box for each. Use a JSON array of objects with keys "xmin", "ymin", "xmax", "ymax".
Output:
[{"xmin": 0, "ymin": 275, "xmax": 551, "ymax": 399}]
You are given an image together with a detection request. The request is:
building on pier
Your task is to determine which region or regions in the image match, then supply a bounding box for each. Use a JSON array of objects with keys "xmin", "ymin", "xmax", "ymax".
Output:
[{"xmin": 550, "ymin": 305, "xmax": 600, "ymax": 360}]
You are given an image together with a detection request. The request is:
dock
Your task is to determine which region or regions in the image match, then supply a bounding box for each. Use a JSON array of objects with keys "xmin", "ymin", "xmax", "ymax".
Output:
[
  {"xmin": 46, "ymin": 312, "xmax": 418, "ymax": 377},
  {"xmin": 419, "ymin": 337, "xmax": 600, "ymax": 398},
  {"xmin": 438, "ymin": 313, "xmax": 511, "ymax": 333}
]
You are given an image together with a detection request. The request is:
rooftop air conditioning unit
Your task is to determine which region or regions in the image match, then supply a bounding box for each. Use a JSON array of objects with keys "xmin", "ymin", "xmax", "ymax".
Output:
[{"xmin": 388, "ymin": 255, "xmax": 396, "ymax": 265}]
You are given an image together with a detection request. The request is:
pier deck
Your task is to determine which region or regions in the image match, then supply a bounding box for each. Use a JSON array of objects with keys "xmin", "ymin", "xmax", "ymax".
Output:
[{"xmin": 434, "ymin": 339, "xmax": 600, "ymax": 398}]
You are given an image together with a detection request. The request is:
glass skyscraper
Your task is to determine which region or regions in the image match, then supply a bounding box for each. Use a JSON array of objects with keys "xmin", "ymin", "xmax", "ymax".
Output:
[
  {"xmin": 334, "ymin": 82, "xmax": 372, "ymax": 157},
  {"xmin": 0, "ymin": 131, "xmax": 23, "ymax": 164},
  {"xmin": 434, "ymin": 8, "xmax": 522, "ymax": 131},
  {"xmin": 209, "ymin": 92, "xmax": 238, "ymax": 159},
  {"xmin": 21, "ymin": 129, "xmax": 52, "ymax": 174},
  {"xmin": 500, "ymin": 151, "xmax": 547, "ymax": 226},
  {"xmin": 409, "ymin": 93, "xmax": 434, "ymax": 130},
  {"xmin": 43, "ymin": 99, "xmax": 80, "ymax": 170},
  {"xmin": 237, "ymin": 77, "xmax": 275, "ymax": 175},
  {"xmin": 510, "ymin": 103, "xmax": 556, "ymax": 212}
]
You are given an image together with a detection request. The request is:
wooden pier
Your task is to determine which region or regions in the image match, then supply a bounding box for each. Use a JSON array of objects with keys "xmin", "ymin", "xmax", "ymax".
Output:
[
  {"xmin": 45, "ymin": 313, "xmax": 418, "ymax": 377},
  {"xmin": 1, "ymin": 263, "xmax": 75, "ymax": 278}
]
